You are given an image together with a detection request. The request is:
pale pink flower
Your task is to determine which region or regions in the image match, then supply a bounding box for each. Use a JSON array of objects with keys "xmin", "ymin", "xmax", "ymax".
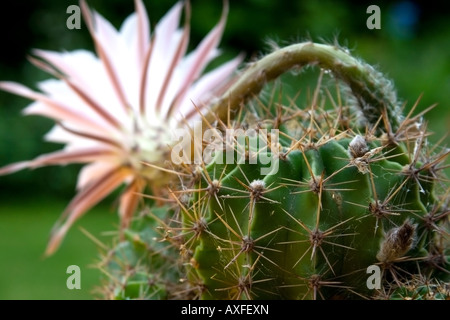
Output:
[{"xmin": 0, "ymin": 0, "xmax": 241, "ymax": 255}]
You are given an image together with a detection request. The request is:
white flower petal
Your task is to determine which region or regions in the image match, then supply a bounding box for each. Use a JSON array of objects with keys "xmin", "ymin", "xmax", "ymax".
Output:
[
  {"xmin": 77, "ymin": 160, "xmax": 121, "ymax": 190},
  {"xmin": 28, "ymin": 147, "xmax": 118, "ymax": 169},
  {"xmin": 134, "ymin": 0, "xmax": 151, "ymax": 65},
  {"xmin": 33, "ymin": 50, "xmax": 130, "ymax": 128},
  {"xmin": 119, "ymin": 13, "xmax": 139, "ymax": 48},
  {"xmin": 0, "ymin": 81, "xmax": 118, "ymax": 136},
  {"xmin": 37, "ymin": 78, "xmax": 129, "ymax": 132},
  {"xmin": 85, "ymin": 7, "xmax": 140, "ymax": 112},
  {"xmin": 144, "ymin": 2, "xmax": 185, "ymax": 117},
  {"xmin": 177, "ymin": 54, "xmax": 244, "ymax": 120},
  {"xmin": 162, "ymin": 6, "xmax": 228, "ymax": 119},
  {"xmin": 46, "ymin": 166, "xmax": 132, "ymax": 255},
  {"xmin": 44, "ymin": 124, "xmax": 118, "ymax": 151}
]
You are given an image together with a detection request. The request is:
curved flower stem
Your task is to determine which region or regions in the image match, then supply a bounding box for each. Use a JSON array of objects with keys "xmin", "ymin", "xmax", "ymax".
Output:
[{"xmin": 207, "ymin": 42, "xmax": 401, "ymax": 132}]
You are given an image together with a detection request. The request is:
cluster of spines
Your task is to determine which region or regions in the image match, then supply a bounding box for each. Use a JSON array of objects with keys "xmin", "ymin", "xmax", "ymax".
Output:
[{"xmin": 97, "ymin": 44, "xmax": 449, "ymax": 299}]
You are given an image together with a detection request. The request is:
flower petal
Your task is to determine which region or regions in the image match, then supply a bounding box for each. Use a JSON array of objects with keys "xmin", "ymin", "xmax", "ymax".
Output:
[
  {"xmin": 179, "ymin": 53, "xmax": 243, "ymax": 121},
  {"xmin": 0, "ymin": 161, "xmax": 30, "ymax": 176},
  {"xmin": 76, "ymin": 160, "xmax": 121, "ymax": 190},
  {"xmin": 135, "ymin": 0, "xmax": 150, "ymax": 64},
  {"xmin": 0, "ymin": 81, "xmax": 119, "ymax": 136},
  {"xmin": 119, "ymin": 178, "xmax": 144, "ymax": 230},
  {"xmin": 122, "ymin": 0, "xmax": 150, "ymax": 66},
  {"xmin": 33, "ymin": 148, "xmax": 117, "ymax": 167},
  {"xmin": 32, "ymin": 50, "xmax": 128, "ymax": 128},
  {"xmin": 166, "ymin": 2, "xmax": 229, "ymax": 118},
  {"xmin": 81, "ymin": 0, "xmax": 134, "ymax": 112},
  {"xmin": 144, "ymin": 2, "xmax": 184, "ymax": 116},
  {"xmin": 45, "ymin": 166, "xmax": 131, "ymax": 255}
]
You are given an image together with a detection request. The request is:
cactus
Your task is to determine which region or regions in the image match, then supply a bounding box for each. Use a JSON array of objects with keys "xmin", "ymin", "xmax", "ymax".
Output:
[{"xmin": 99, "ymin": 42, "xmax": 449, "ymax": 300}]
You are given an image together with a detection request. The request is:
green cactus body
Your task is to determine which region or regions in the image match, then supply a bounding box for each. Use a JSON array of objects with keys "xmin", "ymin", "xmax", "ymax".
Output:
[
  {"xmin": 101, "ymin": 43, "xmax": 449, "ymax": 300},
  {"xmin": 181, "ymin": 136, "xmax": 437, "ymax": 299},
  {"xmin": 102, "ymin": 206, "xmax": 184, "ymax": 299}
]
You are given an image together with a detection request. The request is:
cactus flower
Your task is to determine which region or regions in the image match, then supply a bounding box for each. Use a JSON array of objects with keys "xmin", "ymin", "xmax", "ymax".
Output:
[{"xmin": 0, "ymin": 0, "xmax": 241, "ymax": 255}]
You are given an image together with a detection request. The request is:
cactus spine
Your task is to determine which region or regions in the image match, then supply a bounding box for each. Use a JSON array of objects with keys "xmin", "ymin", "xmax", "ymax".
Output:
[{"xmin": 100, "ymin": 43, "xmax": 449, "ymax": 300}]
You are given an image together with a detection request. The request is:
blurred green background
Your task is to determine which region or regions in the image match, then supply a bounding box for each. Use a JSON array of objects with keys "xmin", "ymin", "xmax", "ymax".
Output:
[{"xmin": 0, "ymin": 0, "xmax": 448, "ymax": 299}]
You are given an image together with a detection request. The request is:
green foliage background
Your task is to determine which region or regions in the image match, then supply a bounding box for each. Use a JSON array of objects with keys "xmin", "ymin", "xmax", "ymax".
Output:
[{"xmin": 0, "ymin": 0, "xmax": 448, "ymax": 299}]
